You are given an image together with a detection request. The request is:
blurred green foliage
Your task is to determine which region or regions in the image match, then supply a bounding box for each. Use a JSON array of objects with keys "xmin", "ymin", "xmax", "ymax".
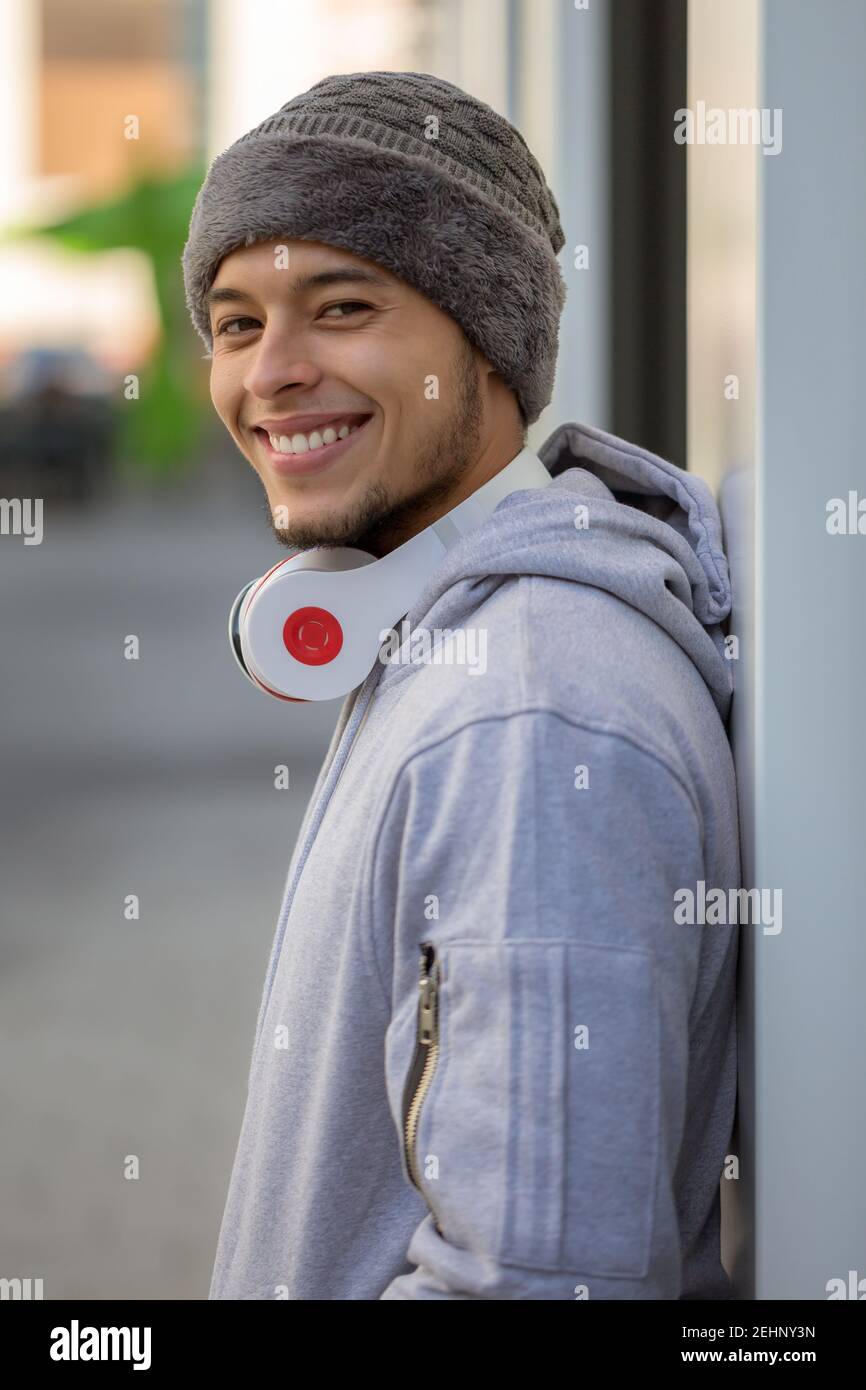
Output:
[{"xmin": 18, "ymin": 166, "xmax": 212, "ymax": 482}]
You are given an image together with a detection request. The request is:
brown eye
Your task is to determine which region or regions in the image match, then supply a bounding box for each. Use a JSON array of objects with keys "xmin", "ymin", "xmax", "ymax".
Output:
[
  {"xmin": 216, "ymin": 316, "xmax": 259, "ymax": 335},
  {"xmin": 319, "ymin": 301, "xmax": 371, "ymax": 318}
]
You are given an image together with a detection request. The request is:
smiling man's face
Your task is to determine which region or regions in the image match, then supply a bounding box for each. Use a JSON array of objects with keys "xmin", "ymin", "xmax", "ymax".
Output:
[{"xmin": 207, "ymin": 238, "xmax": 523, "ymax": 556}]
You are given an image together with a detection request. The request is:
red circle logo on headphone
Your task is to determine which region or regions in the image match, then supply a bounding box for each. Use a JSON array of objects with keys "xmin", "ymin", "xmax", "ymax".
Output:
[{"xmin": 282, "ymin": 606, "xmax": 344, "ymax": 666}]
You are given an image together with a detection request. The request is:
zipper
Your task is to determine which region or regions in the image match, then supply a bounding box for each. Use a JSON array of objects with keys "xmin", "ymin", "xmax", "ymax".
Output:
[
  {"xmin": 250, "ymin": 679, "xmax": 378, "ymax": 1060},
  {"xmin": 402, "ymin": 942, "xmax": 442, "ymax": 1226}
]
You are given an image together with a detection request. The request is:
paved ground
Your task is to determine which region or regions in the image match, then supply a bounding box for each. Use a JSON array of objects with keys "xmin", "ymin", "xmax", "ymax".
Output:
[{"xmin": 0, "ymin": 464, "xmax": 343, "ymax": 1298}]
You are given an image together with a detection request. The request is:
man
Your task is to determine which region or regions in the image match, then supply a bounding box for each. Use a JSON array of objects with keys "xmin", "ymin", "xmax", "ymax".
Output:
[{"xmin": 182, "ymin": 70, "xmax": 739, "ymax": 1300}]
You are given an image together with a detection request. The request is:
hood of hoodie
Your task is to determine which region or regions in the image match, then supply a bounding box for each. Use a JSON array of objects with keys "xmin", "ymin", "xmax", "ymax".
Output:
[{"xmin": 370, "ymin": 420, "xmax": 734, "ymax": 723}]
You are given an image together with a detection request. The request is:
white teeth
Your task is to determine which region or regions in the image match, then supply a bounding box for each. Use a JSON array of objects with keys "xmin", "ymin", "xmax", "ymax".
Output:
[{"xmin": 266, "ymin": 416, "xmax": 366, "ymax": 453}]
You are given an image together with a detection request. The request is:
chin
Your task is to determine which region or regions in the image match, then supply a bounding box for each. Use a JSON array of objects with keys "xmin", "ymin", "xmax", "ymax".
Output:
[{"xmin": 268, "ymin": 507, "xmax": 346, "ymax": 547}]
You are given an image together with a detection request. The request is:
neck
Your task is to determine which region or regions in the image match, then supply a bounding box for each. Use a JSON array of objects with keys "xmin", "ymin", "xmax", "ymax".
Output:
[{"xmin": 361, "ymin": 430, "xmax": 527, "ymax": 557}]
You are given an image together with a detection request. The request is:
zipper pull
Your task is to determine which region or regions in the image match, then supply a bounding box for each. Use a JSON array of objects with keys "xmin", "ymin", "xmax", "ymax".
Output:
[{"xmin": 418, "ymin": 942, "xmax": 438, "ymax": 1045}]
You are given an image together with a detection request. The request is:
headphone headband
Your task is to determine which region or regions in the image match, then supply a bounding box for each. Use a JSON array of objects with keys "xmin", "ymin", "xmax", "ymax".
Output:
[{"xmin": 230, "ymin": 448, "xmax": 551, "ymax": 702}]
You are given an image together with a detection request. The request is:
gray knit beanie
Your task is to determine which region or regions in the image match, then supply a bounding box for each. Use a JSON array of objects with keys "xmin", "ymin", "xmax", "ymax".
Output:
[{"xmin": 181, "ymin": 70, "xmax": 567, "ymax": 425}]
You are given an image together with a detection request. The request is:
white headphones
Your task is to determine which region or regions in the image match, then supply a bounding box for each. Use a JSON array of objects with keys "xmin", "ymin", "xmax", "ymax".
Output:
[{"xmin": 229, "ymin": 447, "xmax": 552, "ymax": 702}]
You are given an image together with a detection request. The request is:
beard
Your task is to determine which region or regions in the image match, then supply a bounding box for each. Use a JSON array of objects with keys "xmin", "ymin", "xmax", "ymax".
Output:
[{"xmin": 264, "ymin": 336, "xmax": 484, "ymax": 556}]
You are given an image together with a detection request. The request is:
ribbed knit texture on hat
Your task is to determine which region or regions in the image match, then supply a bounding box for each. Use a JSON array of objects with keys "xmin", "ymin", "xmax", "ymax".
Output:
[
  {"xmin": 245, "ymin": 72, "xmax": 565, "ymax": 252},
  {"xmin": 182, "ymin": 71, "xmax": 567, "ymax": 423}
]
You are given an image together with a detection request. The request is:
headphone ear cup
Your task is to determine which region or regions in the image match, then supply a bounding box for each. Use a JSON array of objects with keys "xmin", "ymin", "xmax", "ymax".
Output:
[
  {"xmin": 236, "ymin": 548, "xmax": 385, "ymax": 701},
  {"xmin": 228, "ymin": 579, "xmax": 257, "ymax": 684},
  {"xmin": 232, "ymin": 542, "xmax": 426, "ymax": 700}
]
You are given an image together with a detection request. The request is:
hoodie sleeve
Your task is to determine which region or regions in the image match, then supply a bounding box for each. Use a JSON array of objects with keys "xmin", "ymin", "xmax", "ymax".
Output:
[{"xmin": 370, "ymin": 708, "xmax": 707, "ymax": 1300}]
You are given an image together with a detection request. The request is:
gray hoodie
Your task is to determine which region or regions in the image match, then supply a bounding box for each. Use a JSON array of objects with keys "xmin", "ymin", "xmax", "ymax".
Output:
[{"xmin": 209, "ymin": 420, "xmax": 740, "ymax": 1301}]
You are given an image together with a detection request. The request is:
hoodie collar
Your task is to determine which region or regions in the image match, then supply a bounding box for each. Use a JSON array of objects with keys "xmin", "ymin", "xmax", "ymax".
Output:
[
  {"xmin": 364, "ymin": 420, "xmax": 734, "ymax": 721},
  {"xmin": 537, "ymin": 420, "xmax": 731, "ymax": 626}
]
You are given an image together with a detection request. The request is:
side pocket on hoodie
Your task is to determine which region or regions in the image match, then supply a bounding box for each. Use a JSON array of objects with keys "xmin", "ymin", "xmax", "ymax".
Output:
[{"xmin": 398, "ymin": 938, "xmax": 661, "ymax": 1277}]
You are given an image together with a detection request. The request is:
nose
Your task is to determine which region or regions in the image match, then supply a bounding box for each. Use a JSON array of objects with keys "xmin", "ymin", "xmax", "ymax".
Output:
[{"xmin": 242, "ymin": 324, "xmax": 325, "ymax": 401}]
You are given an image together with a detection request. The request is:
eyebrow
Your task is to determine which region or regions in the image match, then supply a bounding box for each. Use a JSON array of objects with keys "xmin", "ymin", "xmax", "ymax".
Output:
[{"xmin": 206, "ymin": 267, "xmax": 392, "ymax": 313}]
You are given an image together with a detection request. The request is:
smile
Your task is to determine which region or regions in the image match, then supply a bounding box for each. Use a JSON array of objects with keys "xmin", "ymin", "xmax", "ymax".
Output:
[{"xmin": 255, "ymin": 414, "xmax": 374, "ymax": 476}]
